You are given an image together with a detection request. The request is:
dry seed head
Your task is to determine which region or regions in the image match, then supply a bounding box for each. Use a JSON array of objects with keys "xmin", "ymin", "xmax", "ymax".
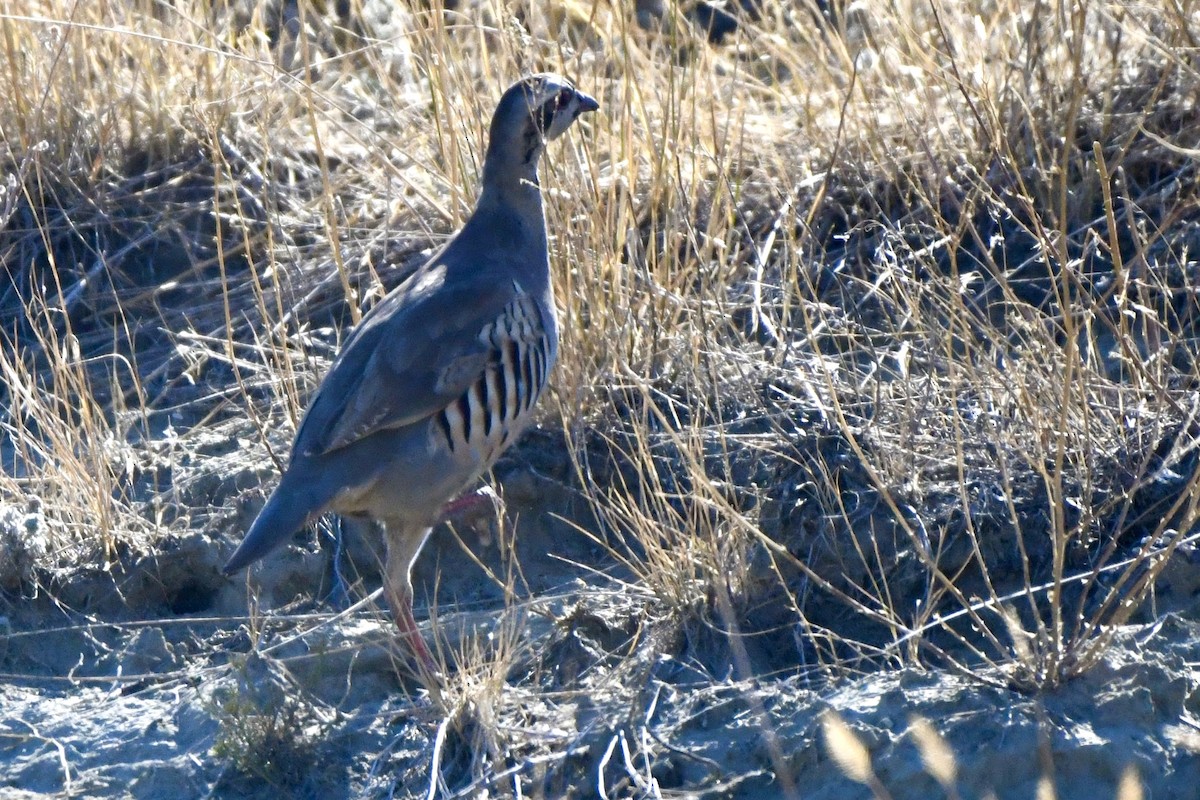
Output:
[
  {"xmin": 908, "ymin": 715, "xmax": 957, "ymax": 789},
  {"xmin": 999, "ymin": 604, "xmax": 1034, "ymax": 664},
  {"xmin": 1117, "ymin": 766, "xmax": 1143, "ymax": 800},
  {"xmin": 821, "ymin": 710, "xmax": 873, "ymax": 785}
]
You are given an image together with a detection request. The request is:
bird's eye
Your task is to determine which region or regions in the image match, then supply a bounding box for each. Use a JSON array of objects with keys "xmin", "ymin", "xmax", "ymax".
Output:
[{"xmin": 556, "ymin": 88, "xmax": 574, "ymax": 108}]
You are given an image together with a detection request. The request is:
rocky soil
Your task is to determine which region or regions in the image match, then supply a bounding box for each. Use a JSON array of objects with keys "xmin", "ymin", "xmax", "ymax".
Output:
[{"xmin": 3, "ymin": 426, "xmax": 1199, "ymax": 799}]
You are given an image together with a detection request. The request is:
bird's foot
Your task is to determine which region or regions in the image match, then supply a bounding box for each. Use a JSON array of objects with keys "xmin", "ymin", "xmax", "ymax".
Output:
[
  {"xmin": 439, "ymin": 485, "xmax": 505, "ymax": 545},
  {"xmin": 389, "ymin": 595, "xmax": 446, "ymax": 699}
]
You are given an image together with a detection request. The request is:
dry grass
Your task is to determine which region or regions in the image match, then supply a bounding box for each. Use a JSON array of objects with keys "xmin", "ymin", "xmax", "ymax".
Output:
[{"xmin": 2, "ymin": 0, "xmax": 1199, "ymax": 794}]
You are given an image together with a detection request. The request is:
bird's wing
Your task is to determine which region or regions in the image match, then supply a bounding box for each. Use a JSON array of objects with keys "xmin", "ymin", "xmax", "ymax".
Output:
[{"xmin": 294, "ymin": 265, "xmax": 546, "ymax": 457}]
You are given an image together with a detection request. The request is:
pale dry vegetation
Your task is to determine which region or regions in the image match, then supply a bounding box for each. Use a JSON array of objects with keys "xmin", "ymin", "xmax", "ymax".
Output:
[{"xmin": 2, "ymin": 0, "xmax": 1199, "ymax": 797}]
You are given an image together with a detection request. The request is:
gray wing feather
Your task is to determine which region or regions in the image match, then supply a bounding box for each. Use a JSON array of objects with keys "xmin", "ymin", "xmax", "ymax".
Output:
[{"xmin": 295, "ymin": 265, "xmax": 520, "ymax": 457}]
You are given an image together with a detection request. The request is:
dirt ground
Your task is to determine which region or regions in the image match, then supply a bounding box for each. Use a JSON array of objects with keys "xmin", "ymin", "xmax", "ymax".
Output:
[{"xmin": 3, "ymin": 425, "xmax": 1199, "ymax": 799}]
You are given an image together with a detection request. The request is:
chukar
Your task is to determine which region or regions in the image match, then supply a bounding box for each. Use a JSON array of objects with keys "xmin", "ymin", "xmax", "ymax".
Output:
[{"xmin": 224, "ymin": 74, "xmax": 598, "ymax": 671}]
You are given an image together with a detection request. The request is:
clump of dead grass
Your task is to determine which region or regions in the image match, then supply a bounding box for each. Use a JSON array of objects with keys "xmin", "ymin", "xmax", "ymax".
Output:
[
  {"xmin": 549, "ymin": 0, "xmax": 1200, "ymax": 692},
  {"xmin": 210, "ymin": 651, "xmax": 330, "ymax": 790}
]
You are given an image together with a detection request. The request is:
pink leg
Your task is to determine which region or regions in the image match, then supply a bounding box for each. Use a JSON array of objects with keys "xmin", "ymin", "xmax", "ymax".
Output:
[
  {"xmin": 384, "ymin": 582, "xmax": 437, "ymax": 671},
  {"xmin": 382, "ymin": 521, "xmax": 437, "ymax": 674},
  {"xmin": 439, "ymin": 485, "xmax": 505, "ymax": 544}
]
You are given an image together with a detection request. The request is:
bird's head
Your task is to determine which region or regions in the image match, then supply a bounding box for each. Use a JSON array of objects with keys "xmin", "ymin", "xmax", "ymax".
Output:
[
  {"xmin": 519, "ymin": 73, "xmax": 600, "ymax": 142},
  {"xmin": 485, "ymin": 73, "xmax": 599, "ymax": 186}
]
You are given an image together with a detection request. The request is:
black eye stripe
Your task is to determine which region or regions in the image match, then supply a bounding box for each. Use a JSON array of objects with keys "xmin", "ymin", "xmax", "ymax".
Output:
[
  {"xmin": 537, "ymin": 100, "xmax": 556, "ymax": 132},
  {"xmin": 533, "ymin": 85, "xmax": 575, "ymax": 132}
]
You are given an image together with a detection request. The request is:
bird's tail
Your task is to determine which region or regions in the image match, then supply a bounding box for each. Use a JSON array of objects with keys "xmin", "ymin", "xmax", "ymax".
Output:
[{"xmin": 222, "ymin": 481, "xmax": 323, "ymax": 575}]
